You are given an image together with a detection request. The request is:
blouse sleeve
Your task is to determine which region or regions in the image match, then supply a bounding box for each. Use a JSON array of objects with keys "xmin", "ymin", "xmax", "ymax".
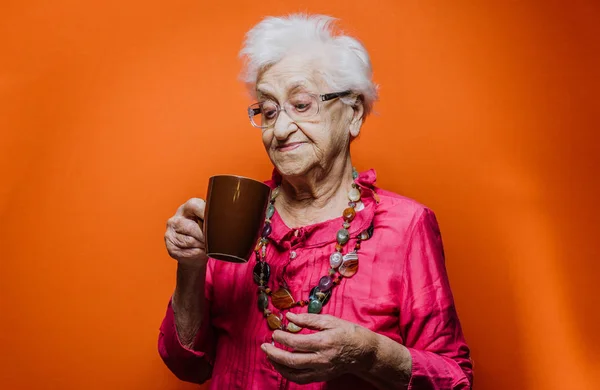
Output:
[
  {"xmin": 399, "ymin": 208, "xmax": 473, "ymax": 389},
  {"xmin": 157, "ymin": 261, "xmax": 217, "ymax": 384}
]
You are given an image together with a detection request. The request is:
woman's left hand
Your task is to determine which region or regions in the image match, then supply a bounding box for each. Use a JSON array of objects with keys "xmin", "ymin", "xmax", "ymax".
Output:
[{"xmin": 261, "ymin": 312, "xmax": 378, "ymax": 384}]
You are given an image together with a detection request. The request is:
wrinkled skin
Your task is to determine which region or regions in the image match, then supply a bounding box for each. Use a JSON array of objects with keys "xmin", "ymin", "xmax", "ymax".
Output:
[{"xmin": 261, "ymin": 312, "xmax": 377, "ymax": 384}]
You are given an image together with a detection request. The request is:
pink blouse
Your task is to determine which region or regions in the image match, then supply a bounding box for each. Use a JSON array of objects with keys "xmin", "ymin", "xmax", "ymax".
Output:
[{"xmin": 158, "ymin": 169, "xmax": 472, "ymax": 389}]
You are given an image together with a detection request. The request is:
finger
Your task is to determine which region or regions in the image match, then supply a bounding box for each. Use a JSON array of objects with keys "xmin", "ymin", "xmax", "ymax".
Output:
[
  {"xmin": 169, "ymin": 232, "xmax": 202, "ymax": 249},
  {"xmin": 269, "ymin": 361, "xmax": 319, "ymax": 385},
  {"xmin": 272, "ymin": 330, "xmax": 323, "ymax": 352},
  {"xmin": 269, "ymin": 360, "xmax": 313, "ymax": 376},
  {"xmin": 261, "ymin": 343, "xmax": 319, "ymax": 370},
  {"xmin": 286, "ymin": 312, "xmax": 337, "ymax": 331},
  {"xmin": 176, "ymin": 198, "xmax": 206, "ymax": 221},
  {"xmin": 165, "ymin": 226, "xmax": 203, "ymax": 249},
  {"xmin": 170, "ymin": 217, "xmax": 203, "ymax": 241},
  {"xmin": 169, "ymin": 246, "xmax": 204, "ymax": 259}
]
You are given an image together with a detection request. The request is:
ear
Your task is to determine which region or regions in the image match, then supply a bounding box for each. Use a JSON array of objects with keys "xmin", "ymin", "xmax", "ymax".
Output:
[{"xmin": 348, "ymin": 97, "xmax": 364, "ymax": 138}]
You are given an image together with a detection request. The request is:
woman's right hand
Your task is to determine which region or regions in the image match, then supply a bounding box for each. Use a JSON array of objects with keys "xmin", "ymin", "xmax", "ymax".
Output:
[{"xmin": 164, "ymin": 198, "xmax": 208, "ymax": 268}]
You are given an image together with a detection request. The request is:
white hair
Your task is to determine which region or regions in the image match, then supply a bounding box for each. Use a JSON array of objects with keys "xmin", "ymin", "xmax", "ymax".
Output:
[{"xmin": 239, "ymin": 13, "xmax": 378, "ymax": 118}]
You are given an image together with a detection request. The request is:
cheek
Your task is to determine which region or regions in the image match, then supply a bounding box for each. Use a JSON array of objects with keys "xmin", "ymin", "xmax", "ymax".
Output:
[
  {"xmin": 324, "ymin": 111, "xmax": 350, "ymax": 144},
  {"xmin": 262, "ymin": 130, "xmax": 272, "ymax": 149},
  {"xmin": 302, "ymin": 114, "xmax": 347, "ymax": 155},
  {"xmin": 299, "ymin": 123, "xmax": 327, "ymax": 150}
]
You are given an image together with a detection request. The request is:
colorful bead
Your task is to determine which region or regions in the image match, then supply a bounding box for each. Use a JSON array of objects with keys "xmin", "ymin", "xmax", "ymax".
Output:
[
  {"xmin": 343, "ymin": 252, "xmax": 358, "ymax": 262},
  {"xmin": 330, "ymin": 252, "xmax": 343, "ymax": 268},
  {"xmin": 355, "ymin": 201, "xmax": 365, "ymax": 212},
  {"xmin": 343, "ymin": 207, "xmax": 356, "ymax": 222},
  {"xmin": 253, "ymin": 262, "xmax": 270, "ymax": 285},
  {"xmin": 267, "ymin": 313, "xmax": 282, "ymax": 330},
  {"xmin": 348, "ymin": 188, "xmax": 361, "ymax": 202},
  {"xmin": 335, "ymin": 243, "xmax": 343, "ymax": 251},
  {"xmin": 339, "ymin": 258, "xmax": 359, "ymax": 278},
  {"xmin": 308, "ymin": 299, "xmax": 323, "ymax": 314},
  {"xmin": 271, "ymin": 288, "xmax": 295, "ymax": 310},
  {"xmin": 262, "ymin": 223, "xmax": 272, "ymax": 237},
  {"xmin": 266, "ymin": 204, "xmax": 275, "ymax": 219},
  {"xmin": 343, "ymin": 222, "xmax": 351, "ymax": 229},
  {"xmin": 318, "ymin": 275, "xmax": 334, "ymax": 292},
  {"xmin": 352, "ymin": 169, "xmax": 359, "ymax": 180},
  {"xmin": 309, "ymin": 286, "xmax": 331, "ymax": 306},
  {"xmin": 257, "ymin": 292, "xmax": 269, "ymax": 311},
  {"xmin": 255, "ymin": 238, "xmax": 268, "ymax": 252},
  {"xmin": 270, "ymin": 187, "xmax": 280, "ymax": 201},
  {"xmin": 336, "ymin": 229, "xmax": 350, "ymax": 245},
  {"xmin": 286, "ymin": 322, "xmax": 302, "ymax": 333}
]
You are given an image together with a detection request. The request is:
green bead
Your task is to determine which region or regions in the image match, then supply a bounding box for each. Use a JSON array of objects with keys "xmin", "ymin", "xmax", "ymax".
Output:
[
  {"xmin": 270, "ymin": 187, "xmax": 280, "ymax": 201},
  {"xmin": 308, "ymin": 299, "xmax": 323, "ymax": 314},
  {"xmin": 352, "ymin": 169, "xmax": 359, "ymax": 180},
  {"xmin": 336, "ymin": 229, "xmax": 350, "ymax": 245},
  {"xmin": 266, "ymin": 204, "xmax": 275, "ymax": 219},
  {"xmin": 286, "ymin": 322, "xmax": 302, "ymax": 333}
]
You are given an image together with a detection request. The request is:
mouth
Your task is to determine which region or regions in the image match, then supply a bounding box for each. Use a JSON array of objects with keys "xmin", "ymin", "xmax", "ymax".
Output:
[{"xmin": 275, "ymin": 142, "xmax": 305, "ymax": 152}]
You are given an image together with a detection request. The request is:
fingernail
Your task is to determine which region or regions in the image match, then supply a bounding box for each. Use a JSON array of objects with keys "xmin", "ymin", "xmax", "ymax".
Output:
[{"xmin": 261, "ymin": 344, "xmax": 267, "ymax": 352}]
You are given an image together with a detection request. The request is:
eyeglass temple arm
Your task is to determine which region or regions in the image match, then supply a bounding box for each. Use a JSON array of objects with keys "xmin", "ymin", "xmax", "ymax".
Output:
[
  {"xmin": 320, "ymin": 90, "xmax": 352, "ymax": 102},
  {"xmin": 248, "ymin": 107, "xmax": 261, "ymax": 117}
]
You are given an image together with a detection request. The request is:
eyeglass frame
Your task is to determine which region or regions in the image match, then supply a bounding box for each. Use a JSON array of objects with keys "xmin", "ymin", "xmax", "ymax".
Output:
[{"xmin": 247, "ymin": 90, "xmax": 353, "ymax": 129}]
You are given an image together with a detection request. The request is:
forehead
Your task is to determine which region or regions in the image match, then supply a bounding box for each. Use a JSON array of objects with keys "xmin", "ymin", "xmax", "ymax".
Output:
[{"xmin": 256, "ymin": 54, "xmax": 328, "ymax": 97}]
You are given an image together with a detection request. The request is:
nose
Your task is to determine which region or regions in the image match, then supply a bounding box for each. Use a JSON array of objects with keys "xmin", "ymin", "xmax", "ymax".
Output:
[{"xmin": 272, "ymin": 109, "xmax": 297, "ymax": 141}]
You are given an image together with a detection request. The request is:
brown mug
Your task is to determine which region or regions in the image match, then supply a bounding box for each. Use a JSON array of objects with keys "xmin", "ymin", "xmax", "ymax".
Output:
[{"xmin": 203, "ymin": 175, "xmax": 271, "ymax": 263}]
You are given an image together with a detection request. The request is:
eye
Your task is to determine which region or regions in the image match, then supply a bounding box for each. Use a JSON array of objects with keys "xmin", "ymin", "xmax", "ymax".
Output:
[
  {"xmin": 294, "ymin": 103, "xmax": 311, "ymax": 111},
  {"xmin": 261, "ymin": 102, "xmax": 278, "ymax": 120},
  {"xmin": 289, "ymin": 94, "xmax": 313, "ymax": 113}
]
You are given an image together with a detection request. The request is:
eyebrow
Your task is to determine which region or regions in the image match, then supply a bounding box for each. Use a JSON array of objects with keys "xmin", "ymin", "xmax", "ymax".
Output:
[
  {"xmin": 256, "ymin": 81, "xmax": 311, "ymax": 101},
  {"xmin": 256, "ymin": 89, "xmax": 275, "ymax": 101}
]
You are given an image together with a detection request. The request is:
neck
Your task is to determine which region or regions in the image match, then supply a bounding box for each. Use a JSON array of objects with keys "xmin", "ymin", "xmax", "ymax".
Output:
[{"xmin": 276, "ymin": 158, "xmax": 355, "ymax": 228}]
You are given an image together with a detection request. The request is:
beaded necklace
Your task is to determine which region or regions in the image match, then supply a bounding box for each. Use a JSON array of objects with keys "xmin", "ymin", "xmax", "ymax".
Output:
[{"xmin": 252, "ymin": 168, "xmax": 373, "ymax": 333}]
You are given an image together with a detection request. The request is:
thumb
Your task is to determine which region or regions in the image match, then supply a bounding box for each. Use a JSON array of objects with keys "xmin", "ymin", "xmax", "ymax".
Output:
[{"xmin": 286, "ymin": 312, "xmax": 336, "ymax": 330}]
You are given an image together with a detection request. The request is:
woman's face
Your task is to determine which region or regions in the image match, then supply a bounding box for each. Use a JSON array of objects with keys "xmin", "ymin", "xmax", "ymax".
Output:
[{"xmin": 256, "ymin": 54, "xmax": 363, "ymax": 178}]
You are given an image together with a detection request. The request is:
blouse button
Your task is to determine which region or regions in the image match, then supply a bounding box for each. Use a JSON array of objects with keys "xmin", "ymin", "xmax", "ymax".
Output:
[{"xmin": 290, "ymin": 251, "xmax": 297, "ymax": 259}]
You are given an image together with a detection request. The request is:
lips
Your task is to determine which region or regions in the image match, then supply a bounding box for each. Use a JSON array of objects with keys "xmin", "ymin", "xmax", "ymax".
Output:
[{"xmin": 276, "ymin": 142, "xmax": 305, "ymax": 152}]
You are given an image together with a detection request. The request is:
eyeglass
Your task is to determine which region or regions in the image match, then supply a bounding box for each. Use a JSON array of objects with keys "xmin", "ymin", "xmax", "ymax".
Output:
[{"xmin": 247, "ymin": 90, "xmax": 352, "ymax": 129}]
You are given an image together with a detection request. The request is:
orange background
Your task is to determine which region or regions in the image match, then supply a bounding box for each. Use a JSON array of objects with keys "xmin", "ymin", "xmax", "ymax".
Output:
[{"xmin": 1, "ymin": 1, "xmax": 599, "ymax": 389}]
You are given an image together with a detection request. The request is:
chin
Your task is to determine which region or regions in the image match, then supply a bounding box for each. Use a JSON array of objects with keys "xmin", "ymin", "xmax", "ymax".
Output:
[{"xmin": 272, "ymin": 159, "xmax": 313, "ymax": 178}]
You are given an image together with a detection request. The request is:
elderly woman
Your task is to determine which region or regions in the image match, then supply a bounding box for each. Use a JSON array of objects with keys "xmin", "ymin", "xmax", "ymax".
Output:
[{"xmin": 158, "ymin": 14, "xmax": 472, "ymax": 390}]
